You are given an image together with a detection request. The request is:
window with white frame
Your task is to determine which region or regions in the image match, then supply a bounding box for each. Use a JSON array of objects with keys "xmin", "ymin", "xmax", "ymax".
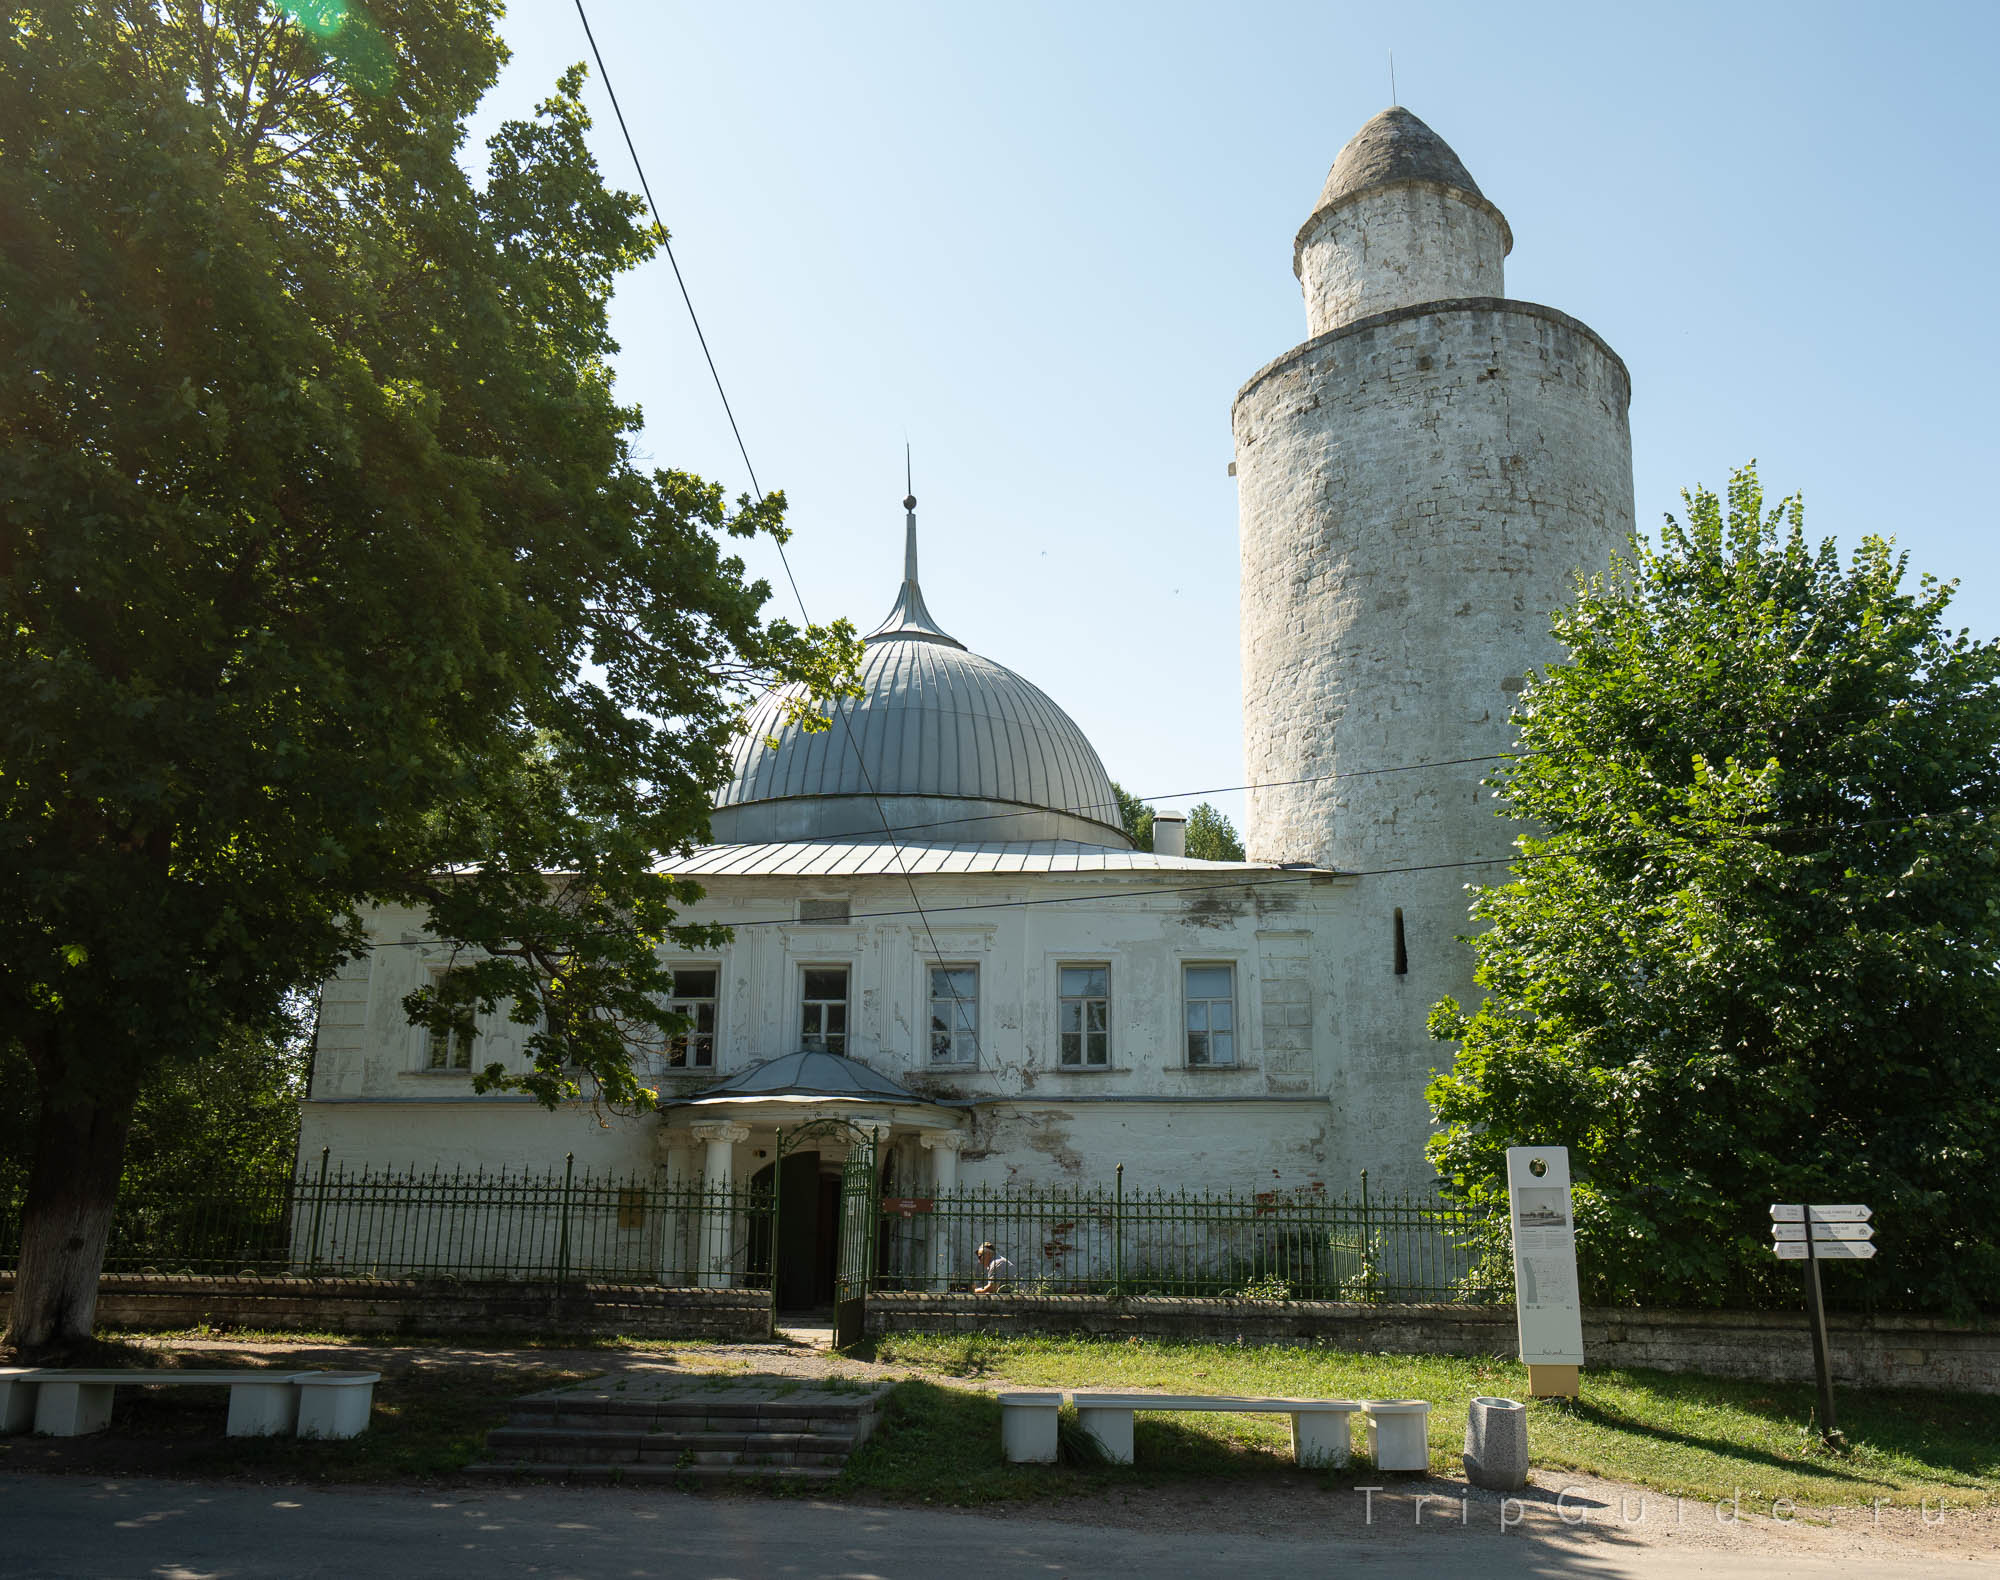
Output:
[
  {"xmin": 1058, "ymin": 964, "xmax": 1110, "ymax": 1067},
  {"xmin": 1183, "ymin": 963, "xmax": 1236, "ymax": 1066},
  {"xmin": 801, "ymin": 966, "xmax": 849, "ymax": 1055},
  {"xmin": 928, "ymin": 964, "xmax": 978, "ymax": 1064},
  {"xmin": 423, "ymin": 967, "xmax": 476, "ymax": 1071},
  {"xmin": 665, "ymin": 966, "xmax": 718, "ymax": 1068}
]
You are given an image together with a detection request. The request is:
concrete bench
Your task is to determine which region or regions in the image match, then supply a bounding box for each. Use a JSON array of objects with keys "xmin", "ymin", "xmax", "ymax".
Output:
[
  {"xmin": 997, "ymin": 1391, "xmax": 1063, "ymax": 1463},
  {"xmin": 1056, "ymin": 1391, "xmax": 1364, "ymax": 1468},
  {"xmin": 1361, "ymin": 1398, "xmax": 1432, "ymax": 1472},
  {"xmin": 0, "ymin": 1368, "xmax": 380, "ymax": 1440}
]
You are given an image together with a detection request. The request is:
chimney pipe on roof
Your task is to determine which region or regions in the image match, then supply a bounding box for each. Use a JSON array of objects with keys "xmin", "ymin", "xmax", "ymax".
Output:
[{"xmin": 1152, "ymin": 810, "xmax": 1186, "ymax": 858}]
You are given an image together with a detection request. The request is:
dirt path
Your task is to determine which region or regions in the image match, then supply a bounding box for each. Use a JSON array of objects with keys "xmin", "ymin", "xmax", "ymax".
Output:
[{"xmin": 99, "ymin": 1334, "xmax": 2000, "ymax": 1567}]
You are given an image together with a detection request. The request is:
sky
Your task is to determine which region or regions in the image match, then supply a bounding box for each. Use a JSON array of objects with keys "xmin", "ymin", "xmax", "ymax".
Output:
[{"xmin": 464, "ymin": 0, "xmax": 2000, "ymax": 835}]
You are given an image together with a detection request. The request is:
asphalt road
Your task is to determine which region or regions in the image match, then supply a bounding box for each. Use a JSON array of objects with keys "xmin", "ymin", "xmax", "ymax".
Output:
[{"xmin": 3, "ymin": 1474, "xmax": 1992, "ymax": 1580}]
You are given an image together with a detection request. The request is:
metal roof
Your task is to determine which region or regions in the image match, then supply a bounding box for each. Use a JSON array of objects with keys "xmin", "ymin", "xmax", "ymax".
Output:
[
  {"xmin": 716, "ymin": 502, "xmax": 1125, "ymax": 838},
  {"xmin": 664, "ymin": 837, "xmax": 1290, "ymax": 879},
  {"xmin": 689, "ymin": 1050, "xmax": 919, "ymax": 1101}
]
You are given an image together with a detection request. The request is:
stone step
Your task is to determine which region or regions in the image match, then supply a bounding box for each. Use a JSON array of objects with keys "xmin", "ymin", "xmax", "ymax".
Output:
[
  {"xmin": 485, "ymin": 1425, "xmax": 855, "ymax": 1466},
  {"xmin": 465, "ymin": 1460, "xmax": 841, "ymax": 1486},
  {"xmin": 505, "ymin": 1397, "xmax": 872, "ymax": 1431}
]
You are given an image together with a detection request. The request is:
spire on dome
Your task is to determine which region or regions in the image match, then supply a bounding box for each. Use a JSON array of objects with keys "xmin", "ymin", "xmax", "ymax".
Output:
[{"xmin": 865, "ymin": 486, "xmax": 964, "ymax": 648}]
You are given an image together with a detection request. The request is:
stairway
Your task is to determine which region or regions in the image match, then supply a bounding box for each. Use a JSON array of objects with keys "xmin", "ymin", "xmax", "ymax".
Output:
[{"xmin": 469, "ymin": 1378, "xmax": 892, "ymax": 1486}]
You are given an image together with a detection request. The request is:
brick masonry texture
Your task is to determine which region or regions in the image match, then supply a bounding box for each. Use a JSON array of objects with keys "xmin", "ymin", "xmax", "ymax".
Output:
[
  {"xmin": 1233, "ymin": 295, "xmax": 1634, "ymax": 1192},
  {"xmin": 1297, "ymin": 182, "xmax": 1509, "ymax": 335},
  {"xmin": 866, "ymin": 1294, "xmax": 2000, "ymax": 1396}
]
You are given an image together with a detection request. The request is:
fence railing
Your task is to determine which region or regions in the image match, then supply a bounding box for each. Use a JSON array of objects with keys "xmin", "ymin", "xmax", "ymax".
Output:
[
  {"xmin": 876, "ymin": 1169, "xmax": 1508, "ymax": 1303},
  {"xmin": 0, "ymin": 1156, "xmax": 772, "ymax": 1289}
]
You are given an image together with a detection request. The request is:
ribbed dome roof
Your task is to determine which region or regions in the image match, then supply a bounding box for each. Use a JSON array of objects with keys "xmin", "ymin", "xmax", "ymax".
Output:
[{"xmin": 711, "ymin": 501, "xmax": 1127, "ymax": 846}]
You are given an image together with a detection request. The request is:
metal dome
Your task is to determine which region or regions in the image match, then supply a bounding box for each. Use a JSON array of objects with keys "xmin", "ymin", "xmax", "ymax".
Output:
[{"xmin": 707, "ymin": 502, "xmax": 1130, "ymax": 848}]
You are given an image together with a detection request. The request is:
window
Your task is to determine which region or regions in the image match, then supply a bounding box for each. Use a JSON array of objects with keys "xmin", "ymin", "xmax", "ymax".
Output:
[
  {"xmin": 801, "ymin": 966, "xmax": 849, "ymax": 1054},
  {"xmin": 424, "ymin": 968, "xmax": 475, "ymax": 1071},
  {"xmin": 799, "ymin": 898, "xmax": 851, "ymax": 924},
  {"xmin": 1393, "ymin": 908, "xmax": 1408, "ymax": 975},
  {"xmin": 666, "ymin": 966, "xmax": 718, "ymax": 1069},
  {"xmin": 929, "ymin": 965, "xmax": 978, "ymax": 1064},
  {"xmin": 1058, "ymin": 965, "xmax": 1110, "ymax": 1067},
  {"xmin": 1183, "ymin": 964, "xmax": 1236, "ymax": 1066}
]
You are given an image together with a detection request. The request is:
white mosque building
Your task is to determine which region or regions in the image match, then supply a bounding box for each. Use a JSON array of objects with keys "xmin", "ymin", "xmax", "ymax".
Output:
[{"xmin": 299, "ymin": 107, "xmax": 1633, "ymax": 1299}]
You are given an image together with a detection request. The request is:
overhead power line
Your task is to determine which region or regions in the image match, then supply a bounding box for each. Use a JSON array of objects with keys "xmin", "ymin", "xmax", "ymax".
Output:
[{"xmin": 569, "ymin": 0, "xmax": 977, "ymax": 1056}]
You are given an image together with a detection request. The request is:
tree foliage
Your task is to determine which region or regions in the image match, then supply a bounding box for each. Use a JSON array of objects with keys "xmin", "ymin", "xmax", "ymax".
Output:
[
  {"xmin": 1427, "ymin": 468, "xmax": 2000, "ymax": 1314},
  {"xmin": 1109, "ymin": 784, "xmax": 1243, "ymax": 861},
  {"xmin": 1111, "ymin": 781, "xmax": 1155, "ymax": 852},
  {"xmin": 1184, "ymin": 802, "xmax": 1245, "ymax": 862},
  {"xmin": 0, "ymin": 2, "xmax": 858, "ymax": 1352},
  {"xmin": 0, "ymin": 1015, "xmax": 309, "ymax": 1208}
]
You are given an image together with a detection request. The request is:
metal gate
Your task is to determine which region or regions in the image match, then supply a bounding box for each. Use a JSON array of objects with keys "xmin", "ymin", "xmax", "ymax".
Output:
[{"xmin": 834, "ymin": 1129, "xmax": 879, "ymax": 1349}]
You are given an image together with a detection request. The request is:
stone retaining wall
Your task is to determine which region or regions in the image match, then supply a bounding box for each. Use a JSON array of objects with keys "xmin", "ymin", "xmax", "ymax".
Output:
[
  {"xmin": 0, "ymin": 1274, "xmax": 773, "ymax": 1342},
  {"xmin": 864, "ymin": 1294, "xmax": 2000, "ymax": 1395}
]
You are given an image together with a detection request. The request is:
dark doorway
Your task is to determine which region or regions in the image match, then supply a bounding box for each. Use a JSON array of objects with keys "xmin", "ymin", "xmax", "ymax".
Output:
[{"xmin": 752, "ymin": 1151, "xmax": 841, "ymax": 1312}]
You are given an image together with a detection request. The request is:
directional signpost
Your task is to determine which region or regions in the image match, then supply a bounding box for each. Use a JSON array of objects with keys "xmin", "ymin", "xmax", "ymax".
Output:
[{"xmin": 1771, "ymin": 1204, "xmax": 1875, "ymax": 1447}]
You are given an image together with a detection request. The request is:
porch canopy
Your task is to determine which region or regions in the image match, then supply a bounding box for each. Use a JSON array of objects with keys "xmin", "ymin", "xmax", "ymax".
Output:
[{"xmin": 658, "ymin": 1049, "xmax": 968, "ymax": 1141}]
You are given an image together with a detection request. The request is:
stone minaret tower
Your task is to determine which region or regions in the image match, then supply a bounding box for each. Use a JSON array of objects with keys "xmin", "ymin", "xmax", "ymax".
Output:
[{"xmin": 1232, "ymin": 108, "xmax": 1635, "ymax": 1189}]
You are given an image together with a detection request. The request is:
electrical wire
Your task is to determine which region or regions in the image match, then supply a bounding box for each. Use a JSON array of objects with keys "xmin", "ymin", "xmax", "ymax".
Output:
[{"xmin": 570, "ymin": 0, "xmax": 977, "ymax": 1059}]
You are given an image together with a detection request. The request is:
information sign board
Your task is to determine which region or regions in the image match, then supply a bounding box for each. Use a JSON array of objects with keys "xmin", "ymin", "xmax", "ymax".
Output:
[
  {"xmin": 1772, "ymin": 1240, "xmax": 1877, "ymax": 1260},
  {"xmin": 1505, "ymin": 1146, "xmax": 1583, "ymax": 1369},
  {"xmin": 1771, "ymin": 1222, "xmax": 1874, "ymax": 1242},
  {"xmin": 1770, "ymin": 1204, "xmax": 1871, "ymax": 1223}
]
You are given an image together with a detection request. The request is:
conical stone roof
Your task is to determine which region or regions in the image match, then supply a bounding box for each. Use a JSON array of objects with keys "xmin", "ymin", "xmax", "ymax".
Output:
[{"xmin": 1315, "ymin": 106, "xmax": 1486, "ymax": 213}]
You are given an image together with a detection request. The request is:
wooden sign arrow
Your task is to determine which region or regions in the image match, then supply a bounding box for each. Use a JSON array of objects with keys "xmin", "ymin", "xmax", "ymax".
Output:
[
  {"xmin": 1773, "ymin": 1239, "xmax": 1876, "ymax": 1260},
  {"xmin": 1770, "ymin": 1204, "xmax": 1872, "ymax": 1223},
  {"xmin": 1772, "ymin": 1222, "xmax": 1875, "ymax": 1242}
]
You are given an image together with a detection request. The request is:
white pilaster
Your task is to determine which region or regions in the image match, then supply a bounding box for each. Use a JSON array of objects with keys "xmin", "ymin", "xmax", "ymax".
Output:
[
  {"xmin": 689, "ymin": 1121, "xmax": 750, "ymax": 1288},
  {"xmin": 920, "ymin": 1130, "xmax": 966, "ymax": 1291}
]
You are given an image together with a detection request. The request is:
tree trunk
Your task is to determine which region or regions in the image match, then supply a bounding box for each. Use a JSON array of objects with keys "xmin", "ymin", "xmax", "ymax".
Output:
[{"xmin": 4, "ymin": 1080, "xmax": 137, "ymax": 1362}]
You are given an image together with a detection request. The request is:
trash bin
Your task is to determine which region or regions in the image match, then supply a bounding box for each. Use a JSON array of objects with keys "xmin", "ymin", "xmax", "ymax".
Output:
[
  {"xmin": 1362, "ymin": 1399, "xmax": 1431, "ymax": 1472},
  {"xmin": 1463, "ymin": 1395, "xmax": 1528, "ymax": 1490}
]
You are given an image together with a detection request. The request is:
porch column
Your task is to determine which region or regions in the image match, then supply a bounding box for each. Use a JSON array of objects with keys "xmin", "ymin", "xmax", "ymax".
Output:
[
  {"xmin": 920, "ymin": 1130, "xmax": 965, "ymax": 1292},
  {"xmin": 654, "ymin": 1131, "xmax": 691, "ymax": 1286},
  {"xmin": 689, "ymin": 1121, "xmax": 750, "ymax": 1288}
]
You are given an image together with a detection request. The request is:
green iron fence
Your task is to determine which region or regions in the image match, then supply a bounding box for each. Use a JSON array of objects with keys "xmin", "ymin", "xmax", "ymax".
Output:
[
  {"xmin": 0, "ymin": 1157, "xmax": 1950, "ymax": 1312},
  {"xmin": 873, "ymin": 1167, "xmax": 1508, "ymax": 1303},
  {"xmin": 0, "ymin": 1154, "xmax": 773, "ymax": 1288}
]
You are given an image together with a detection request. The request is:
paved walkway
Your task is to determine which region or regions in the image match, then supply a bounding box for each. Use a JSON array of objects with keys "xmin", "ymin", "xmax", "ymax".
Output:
[{"xmin": 3, "ymin": 1473, "xmax": 1992, "ymax": 1580}]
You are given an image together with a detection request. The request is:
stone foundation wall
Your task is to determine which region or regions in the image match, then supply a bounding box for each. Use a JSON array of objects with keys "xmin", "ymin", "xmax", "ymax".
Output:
[
  {"xmin": 864, "ymin": 1294, "xmax": 2000, "ymax": 1395},
  {"xmin": 0, "ymin": 1274, "xmax": 773, "ymax": 1342}
]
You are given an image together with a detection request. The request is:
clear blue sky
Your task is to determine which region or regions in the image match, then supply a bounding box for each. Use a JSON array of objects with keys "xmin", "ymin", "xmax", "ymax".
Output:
[{"xmin": 466, "ymin": 1, "xmax": 2000, "ymax": 835}]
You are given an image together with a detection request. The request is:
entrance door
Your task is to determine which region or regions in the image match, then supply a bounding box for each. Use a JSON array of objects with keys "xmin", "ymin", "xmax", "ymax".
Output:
[{"xmin": 774, "ymin": 1150, "xmax": 821, "ymax": 1310}]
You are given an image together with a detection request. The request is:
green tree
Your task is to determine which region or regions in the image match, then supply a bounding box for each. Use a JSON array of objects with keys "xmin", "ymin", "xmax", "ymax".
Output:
[
  {"xmin": 1111, "ymin": 781, "xmax": 1155, "ymax": 852},
  {"xmin": 0, "ymin": 3, "xmax": 858, "ymax": 1356},
  {"xmin": 0, "ymin": 1015, "xmax": 310, "ymax": 1212},
  {"xmin": 1428, "ymin": 467, "xmax": 2000, "ymax": 1315},
  {"xmin": 1184, "ymin": 802, "xmax": 1245, "ymax": 862}
]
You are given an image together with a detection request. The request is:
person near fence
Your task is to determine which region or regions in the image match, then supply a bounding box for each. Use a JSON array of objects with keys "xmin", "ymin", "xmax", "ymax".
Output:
[{"xmin": 974, "ymin": 1240, "xmax": 1013, "ymax": 1294}]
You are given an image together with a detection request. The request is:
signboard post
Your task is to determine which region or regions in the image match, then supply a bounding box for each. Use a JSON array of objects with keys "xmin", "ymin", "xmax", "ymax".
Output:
[
  {"xmin": 1506, "ymin": 1146, "xmax": 1584, "ymax": 1398},
  {"xmin": 1770, "ymin": 1204, "xmax": 1874, "ymax": 1449}
]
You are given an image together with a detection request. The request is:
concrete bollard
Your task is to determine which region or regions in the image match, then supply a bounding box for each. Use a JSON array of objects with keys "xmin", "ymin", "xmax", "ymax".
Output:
[{"xmin": 1463, "ymin": 1395, "xmax": 1529, "ymax": 1490}]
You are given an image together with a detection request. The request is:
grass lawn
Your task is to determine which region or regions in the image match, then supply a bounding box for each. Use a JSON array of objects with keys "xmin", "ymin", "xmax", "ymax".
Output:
[{"xmin": 850, "ymin": 1334, "xmax": 2000, "ymax": 1510}]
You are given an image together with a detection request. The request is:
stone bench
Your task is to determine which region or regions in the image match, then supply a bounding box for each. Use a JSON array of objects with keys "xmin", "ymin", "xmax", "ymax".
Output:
[
  {"xmin": 0, "ymin": 1367, "xmax": 381, "ymax": 1440},
  {"xmin": 1000, "ymin": 1390, "xmax": 1362, "ymax": 1467}
]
